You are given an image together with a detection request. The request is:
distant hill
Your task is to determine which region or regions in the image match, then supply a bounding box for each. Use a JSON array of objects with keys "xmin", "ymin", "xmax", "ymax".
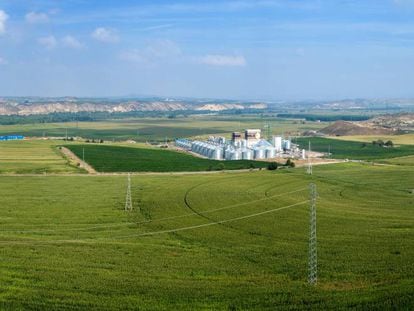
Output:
[
  {"xmin": 0, "ymin": 99, "xmax": 266, "ymax": 116},
  {"xmin": 320, "ymin": 120, "xmax": 394, "ymax": 136}
]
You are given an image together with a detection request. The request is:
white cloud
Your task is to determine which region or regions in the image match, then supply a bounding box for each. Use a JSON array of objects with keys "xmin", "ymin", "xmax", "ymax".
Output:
[
  {"xmin": 0, "ymin": 10, "xmax": 9, "ymax": 34},
  {"xmin": 61, "ymin": 35, "xmax": 83, "ymax": 49},
  {"xmin": 91, "ymin": 27, "xmax": 119, "ymax": 43},
  {"xmin": 120, "ymin": 40, "xmax": 181, "ymax": 63},
  {"xmin": 25, "ymin": 11, "xmax": 49, "ymax": 24},
  {"xmin": 199, "ymin": 54, "xmax": 246, "ymax": 67},
  {"xmin": 38, "ymin": 35, "xmax": 57, "ymax": 49}
]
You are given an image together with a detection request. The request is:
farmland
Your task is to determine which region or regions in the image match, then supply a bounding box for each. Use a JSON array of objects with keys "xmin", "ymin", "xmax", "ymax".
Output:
[
  {"xmin": 296, "ymin": 137, "xmax": 414, "ymax": 160},
  {"xmin": 0, "ymin": 116, "xmax": 326, "ymax": 142},
  {"xmin": 0, "ymin": 140, "xmax": 82, "ymax": 174},
  {"xmin": 0, "ymin": 163, "xmax": 412, "ymax": 309},
  {"xmin": 65, "ymin": 144, "xmax": 269, "ymax": 172},
  {"xmin": 331, "ymin": 133, "xmax": 414, "ymax": 145}
]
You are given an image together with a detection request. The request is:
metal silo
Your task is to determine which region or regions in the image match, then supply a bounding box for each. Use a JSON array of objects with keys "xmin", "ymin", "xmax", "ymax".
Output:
[
  {"xmin": 242, "ymin": 149, "xmax": 253, "ymax": 160},
  {"xmin": 266, "ymin": 147, "xmax": 276, "ymax": 159},
  {"xmin": 272, "ymin": 136, "xmax": 283, "ymax": 151},
  {"xmin": 254, "ymin": 148, "xmax": 266, "ymax": 159}
]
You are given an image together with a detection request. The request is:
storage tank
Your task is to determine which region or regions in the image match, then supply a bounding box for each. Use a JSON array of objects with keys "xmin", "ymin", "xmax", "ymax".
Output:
[
  {"xmin": 266, "ymin": 147, "xmax": 276, "ymax": 159},
  {"xmin": 213, "ymin": 147, "xmax": 223, "ymax": 160},
  {"xmin": 254, "ymin": 148, "xmax": 266, "ymax": 159},
  {"xmin": 272, "ymin": 136, "xmax": 283, "ymax": 151},
  {"xmin": 225, "ymin": 148, "xmax": 234, "ymax": 160},
  {"xmin": 242, "ymin": 149, "xmax": 253, "ymax": 160},
  {"xmin": 232, "ymin": 150, "xmax": 242, "ymax": 160},
  {"xmin": 283, "ymin": 139, "xmax": 291, "ymax": 150}
]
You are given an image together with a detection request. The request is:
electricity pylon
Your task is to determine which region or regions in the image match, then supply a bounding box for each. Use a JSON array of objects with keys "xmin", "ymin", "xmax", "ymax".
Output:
[
  {"xmin": 308, "ymin": 183, "xmax": 317, "ymax": 285},
  {"xmin": 307, "ymin": 141, "xmax": 313, "ymax": 175},
  {"xmin": 125, "ymin": 173, "xmax": 133, "ymax": 211}
]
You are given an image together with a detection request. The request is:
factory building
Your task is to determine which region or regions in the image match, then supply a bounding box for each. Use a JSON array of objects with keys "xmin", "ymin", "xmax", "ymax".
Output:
[
  {"xmin": 175, "ymin": 129, "xmax": 306, "ymax": 161},
  {"xmin": 0, "ymin": 135, "xmax": 25, "ymax": 141}
]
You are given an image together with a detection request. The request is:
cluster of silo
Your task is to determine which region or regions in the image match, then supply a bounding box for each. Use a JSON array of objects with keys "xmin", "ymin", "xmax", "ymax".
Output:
[
  {"xmin": 224, "ymin": 147, "xmax": 242, "ymax": 160},
  {"xmin": 191, "ymin": 140, "xmax": 224, "ymax": 160},
  {"xmin": 175, "ymin": 138, "xmax": 192, "ymax": 150},
  {"xmin": 252, "ymin": 139, "xmax": 277, "ymax": 160},
  {"xmin": 176, "ymin": 133, "xmax": 295, "ymax": 161},
  {"xmin": 208, "ymin": 136, "xmax": 226, "ymax": 145},
  {"xmin": 233, "ymin": 139, "xmax": 247, "ymax": 149}
]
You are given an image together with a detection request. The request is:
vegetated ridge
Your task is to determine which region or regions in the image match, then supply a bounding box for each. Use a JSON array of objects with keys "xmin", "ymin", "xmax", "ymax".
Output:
[
  {"xmin": 320, "ymin": 113, "xmax": 414, "ymax": 136},
  {"xmin": 0, "ymin": 98, "xmax": 266, "ymax": 116}
]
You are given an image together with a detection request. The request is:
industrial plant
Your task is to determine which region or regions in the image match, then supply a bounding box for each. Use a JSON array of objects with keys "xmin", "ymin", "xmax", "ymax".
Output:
[{"xmin": 175, "ymin": 129, "xmax": 306, "ymax": 161}]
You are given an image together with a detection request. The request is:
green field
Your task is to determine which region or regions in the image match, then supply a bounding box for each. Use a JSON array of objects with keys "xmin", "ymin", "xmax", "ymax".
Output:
[
  {"xmin": 296, "ymin": 137, "xmax": 414, "ymax": 160},
  {"xmin": 0, "ymin": 140, "xmax": 82, "ymax": 174},
  {"xmin": 65, "ymin": 144, "xmax": 270, "ymax": 172},
  {"xmin": 0, "ymin": 163, "xmax": 412, "ymax": 309},
  {"xmin": 0, "ymin": 116, "xmax": 326, "ymax": 142},
  {"xmin": 378, "ymin": 155, "xmax": 414, "ymax": 166},
  {"xmin": 332, "ymin": 134, "xmax": 414, "ymax": 146}
]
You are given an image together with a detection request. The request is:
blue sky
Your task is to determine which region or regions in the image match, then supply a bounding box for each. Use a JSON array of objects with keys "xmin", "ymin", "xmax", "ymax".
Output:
[{"xmin": 0, "ymin": 0, "xmax": 414, "ymax": 100}]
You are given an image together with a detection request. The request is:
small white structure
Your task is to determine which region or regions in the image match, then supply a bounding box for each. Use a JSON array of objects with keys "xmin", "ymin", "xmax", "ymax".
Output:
[{"xmin": 272, "ymin": 136, "xmax": 283, "ymax": 152}]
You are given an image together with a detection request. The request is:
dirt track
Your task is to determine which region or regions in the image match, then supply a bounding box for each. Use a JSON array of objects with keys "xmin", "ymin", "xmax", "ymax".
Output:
[{"xmin": 60, "ymin": 147, "xmax": 97, "ymax": 174}]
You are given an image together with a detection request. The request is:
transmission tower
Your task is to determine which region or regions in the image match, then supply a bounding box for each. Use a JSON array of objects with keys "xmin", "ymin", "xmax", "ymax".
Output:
[
  {"xmin": 308, "ymin": 183, "xmax": 317, "ymax": 285},
  {"xmin": 125, "ymin": 173, "xmax": 133, "ymax": 211},
  {"xmin": 307, "ymin": 141, "xmax": 313, "ymax": 175}
]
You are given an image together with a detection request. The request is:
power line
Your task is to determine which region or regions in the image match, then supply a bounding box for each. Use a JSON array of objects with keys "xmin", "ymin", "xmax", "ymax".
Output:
[
  {"xmin": 111, "ymin": 200, "xmax": 309, "ymax": 239},
  {"xmin": 0, "ymin": 200, "xmax": 310, "ymax": 245},
  {"xmin": 1, "ymin": 187, "xmax": 308, "ymax": 234},
  {"xmin": 125, "ymin": 173, "xmax": 133, "ymax": 211},
  {"xmin": 308, "ymin": 183, "xmax": 317, "ymax": 285}
]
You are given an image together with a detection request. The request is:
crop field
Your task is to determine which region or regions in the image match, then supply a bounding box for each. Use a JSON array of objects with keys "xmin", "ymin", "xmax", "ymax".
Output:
[
  {"xmin": 65, "ymin": 144, "xmax": 269, "ymax": 172},
  {"xmin": 0, "ymin": 116, "xmax": 326, "ymax": 142},
  {"xmin": 0, "ymin": 163, "xmax": 412, "ymax": 309},
  {"xmin": 378, "ymin": 155, "xmax": 414, "ymax": 166},
  {"xmin": 296, "ymin": 137, "xmax": 414, "ymax": 160},
  {"xmin": 331, "ymin": 134, "xmax": 414, "ymax": 145},
  {"xmin": 0, "ymin": 140, "xmax": 81, "ymax": 174}
]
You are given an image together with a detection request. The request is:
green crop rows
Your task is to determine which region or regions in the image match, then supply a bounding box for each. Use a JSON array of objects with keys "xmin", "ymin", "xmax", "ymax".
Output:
[
  {"xmin": 0, "ymin": 163, "xmax": 412, "ymax": 309},
  {"xmin": 296, "ymin": 137, "xmax": 414, "ymax": 160},
  {"xmin": 65, "ymin": 144, "xmax": 270, "ymax": 172}
]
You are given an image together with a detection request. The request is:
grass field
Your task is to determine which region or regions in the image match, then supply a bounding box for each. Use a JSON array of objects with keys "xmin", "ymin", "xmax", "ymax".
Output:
[
  {"xmin": 0, "ymin": 140, "xmax": 82, "ymax": 174},
  {"xmin": 331, "ymin": 134, "xmax": 414, "ymax": 145},
  {"xmin": 0, "ymin": 116, "xmax": 326, "ymax": 142},
  {"xmin": 296, "ymin": 137, "xmax": 414, "ymax": 160},
  {"xmin": 65, "ymin": 144, "xmax": 270, "ymax": 172},
  {"xmin": 0, "ymin": 163, "xmax": 412, "ymax": 309},
  {"xmin": 378, "ymin": 155, "xmax": 414, "ymax": 166}
]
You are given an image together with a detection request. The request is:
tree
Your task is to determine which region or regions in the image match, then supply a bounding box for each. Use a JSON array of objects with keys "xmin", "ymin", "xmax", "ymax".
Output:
[
  {"xmin": 290, "ymin": 161, "xmax": 296, "ymax": 168},
  {"xmin": 268, "ymin": 162, "xmax": 278, "ymax": 170},
  {"xmin": 285, "ymin": 159, "xmax": 292, "ymax": 166},
  {"xmin": 385, "ymin": 140, "xmax": 394, "ymax": 147},
  {"xmin": 217, "ymin": 163, "xmax": 225, "ymax": 171}
]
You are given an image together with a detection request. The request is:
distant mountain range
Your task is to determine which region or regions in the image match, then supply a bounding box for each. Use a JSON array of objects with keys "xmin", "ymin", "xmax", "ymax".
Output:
[
  {"xmin": 0, "ymin": 98, "xmax": 267, "ymax": 116},
  {"xmin": 0, "ymin": 96, "xmax": 413, "ymax": 116}
]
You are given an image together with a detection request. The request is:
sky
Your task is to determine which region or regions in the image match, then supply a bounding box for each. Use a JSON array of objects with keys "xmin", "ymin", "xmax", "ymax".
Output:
[{"xmin": 0, "ymin": 0, "xmax": 414, "ymax": 100}]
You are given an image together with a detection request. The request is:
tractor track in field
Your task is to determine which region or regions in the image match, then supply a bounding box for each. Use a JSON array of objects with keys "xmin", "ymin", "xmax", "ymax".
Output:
[
  {"xmin": 183, "ymin": 177, "xmax": 248, "ymax": 233},
  {"xmin": 182, "ymin": 176, "xmax": 293, "ymax": 237}
]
